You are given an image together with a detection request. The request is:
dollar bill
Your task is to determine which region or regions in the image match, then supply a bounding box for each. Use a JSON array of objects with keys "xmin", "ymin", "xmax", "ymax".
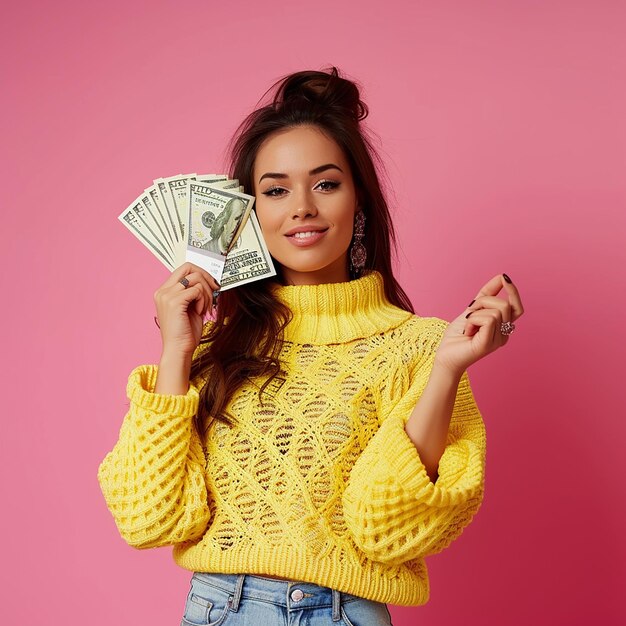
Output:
[
  {"xmin": 163, "ymin": 175, "xmax": 241, "ymax": 265},
  {"xmin": 185, "ymin": 181, "xmax": 255, "ymax": 283}
]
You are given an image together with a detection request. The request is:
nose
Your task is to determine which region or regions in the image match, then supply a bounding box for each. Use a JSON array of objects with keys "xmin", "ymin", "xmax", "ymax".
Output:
[{"xmin": 292, "ymin": 189, "xmax": 318, "ymax": 219}]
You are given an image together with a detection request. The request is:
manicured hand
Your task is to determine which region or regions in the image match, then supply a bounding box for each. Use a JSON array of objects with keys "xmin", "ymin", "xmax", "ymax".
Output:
[
  {"xmin": 434, "ymin": 273, "xmax": 524, "ymax": 377},
  {"xmin": 153, "ymin": 262, "xmax": 221, "ymax": 358}
]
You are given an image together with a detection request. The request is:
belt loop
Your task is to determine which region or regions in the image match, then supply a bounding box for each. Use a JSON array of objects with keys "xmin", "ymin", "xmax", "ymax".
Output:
[
  {"xmin": 230, "ymin": 574, "xmax": 245, "ymax": 612},
  {"xmin": 332, "ymin": 589, "xmax": 341, "ymax": 621}
]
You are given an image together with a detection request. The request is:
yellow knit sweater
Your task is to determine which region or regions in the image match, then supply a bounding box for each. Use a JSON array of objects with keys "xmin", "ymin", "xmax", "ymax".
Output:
[{"xmin": 97, "ymin": 271, "xmax": 486, "ymax": 606}]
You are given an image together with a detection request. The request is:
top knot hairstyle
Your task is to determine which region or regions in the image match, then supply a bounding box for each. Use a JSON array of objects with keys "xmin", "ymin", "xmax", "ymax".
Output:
[
  {"xmin": 190, "ymin": 67, "xmax": 414, "ymax": 431},
  {"xmin": 276, "ymin": 68, "xmax": 369, "ymax": 122}
]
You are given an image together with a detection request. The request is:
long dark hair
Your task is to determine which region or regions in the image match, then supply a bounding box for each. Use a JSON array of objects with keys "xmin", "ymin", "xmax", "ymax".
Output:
[{"xmin": 190, "ymin": 67, "xmax": 414, "ymax": 433}]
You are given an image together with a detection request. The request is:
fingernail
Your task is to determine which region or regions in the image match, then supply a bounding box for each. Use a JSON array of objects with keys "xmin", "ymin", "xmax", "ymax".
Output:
[
  {"xmin": 503, "ymin": 273, "xmax": 512, "ymax": 284},
  {"xmin": 467, "ymin": 299, "xmax": 475, "ymax": 307},
  {"xmin": 465, "ymin": 312, "xmax": 472, "ymax": 318}
]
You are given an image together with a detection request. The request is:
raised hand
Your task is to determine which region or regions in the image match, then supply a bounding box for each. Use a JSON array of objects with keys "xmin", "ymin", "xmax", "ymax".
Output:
[
  {"xmin": 434, "ymin": 273, "xmax": 524, "ymax": 377},
  {"xmin": 153, "ymin": 262, "xmax": 221, "ymax": 360}
]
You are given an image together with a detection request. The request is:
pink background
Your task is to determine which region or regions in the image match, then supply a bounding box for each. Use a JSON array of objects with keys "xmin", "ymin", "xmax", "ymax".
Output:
[{"xmin": 2, "ymin": 0, "xmax": 624, "ymax": 624}]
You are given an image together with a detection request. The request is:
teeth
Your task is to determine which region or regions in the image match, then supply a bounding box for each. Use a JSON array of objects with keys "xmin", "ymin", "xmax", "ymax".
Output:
[{"xmin": 293, "ymin": 231, "xmax": 319, "ymax": 238}]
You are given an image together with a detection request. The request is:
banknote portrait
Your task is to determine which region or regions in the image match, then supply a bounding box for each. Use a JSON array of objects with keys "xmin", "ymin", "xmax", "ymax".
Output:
[{"xmin": 205, "ymin": 197, "xmax": 247, "ymax": 255}]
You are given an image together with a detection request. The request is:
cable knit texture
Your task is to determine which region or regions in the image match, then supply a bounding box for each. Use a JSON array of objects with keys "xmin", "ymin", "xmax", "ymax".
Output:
[{"xmin": 97, "ymin": 271, "xmax": 486, "ymax": 606}]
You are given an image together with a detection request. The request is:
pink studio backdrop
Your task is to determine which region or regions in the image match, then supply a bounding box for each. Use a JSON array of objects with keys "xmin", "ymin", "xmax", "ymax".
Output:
[{"xmin": 1, "ymin": 1, "xmax": 624, "ymax": 624}]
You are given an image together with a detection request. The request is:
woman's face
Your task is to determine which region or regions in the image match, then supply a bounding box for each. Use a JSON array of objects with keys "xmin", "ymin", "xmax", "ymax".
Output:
[{"xmin": 253, "ymin": 125, "xmax": 359, "ymax": 286}]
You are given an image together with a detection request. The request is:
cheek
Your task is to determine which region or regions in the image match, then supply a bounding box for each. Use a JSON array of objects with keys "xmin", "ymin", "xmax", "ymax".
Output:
[
  {"xmin": 254, "ymin": 205, "xmax": 280, "ymax": 238},
  {"xmin": 336, "ymin": 204, "xmax": 357, "ymax": 240}
]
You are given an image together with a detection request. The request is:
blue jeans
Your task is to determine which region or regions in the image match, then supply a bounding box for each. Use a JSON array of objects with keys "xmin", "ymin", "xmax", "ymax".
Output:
[{"xmin": 180, "ymin": 572, "xmax": 394, "ymax": 625}]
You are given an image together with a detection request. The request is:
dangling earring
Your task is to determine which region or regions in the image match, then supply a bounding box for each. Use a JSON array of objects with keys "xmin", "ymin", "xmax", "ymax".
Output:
[{"xmin": 350, "ymin": 210, "xmax": 367, "ymax": 278}]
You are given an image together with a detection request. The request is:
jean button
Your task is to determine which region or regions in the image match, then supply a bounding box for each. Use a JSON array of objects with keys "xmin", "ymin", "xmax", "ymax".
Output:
[{"xmin": 291, "ymin": 589, "xmax": 304, "ymax": 602}]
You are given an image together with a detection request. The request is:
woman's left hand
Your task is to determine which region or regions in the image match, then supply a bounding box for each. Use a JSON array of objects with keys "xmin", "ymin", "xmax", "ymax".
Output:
[{"xmin": 434, "ymin": 273, "xmax": 525, "ymax": 377}]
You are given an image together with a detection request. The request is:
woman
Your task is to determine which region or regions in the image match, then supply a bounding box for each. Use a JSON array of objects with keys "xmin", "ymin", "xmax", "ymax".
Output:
[{"xmin": 98, "ymin": 68, "xmax": 524, "ymax": 625}]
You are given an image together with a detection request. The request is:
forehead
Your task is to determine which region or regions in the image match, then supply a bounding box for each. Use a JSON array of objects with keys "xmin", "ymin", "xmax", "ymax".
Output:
[{"xmin": 254, "ymin": 125, "xmax": 348, "ymax": 173}]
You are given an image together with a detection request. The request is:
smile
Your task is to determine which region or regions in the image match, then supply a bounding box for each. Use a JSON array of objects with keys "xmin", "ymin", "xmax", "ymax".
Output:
[{"xmin": 285, "ymin": 229, "xmax": 329, "ymax": 246}]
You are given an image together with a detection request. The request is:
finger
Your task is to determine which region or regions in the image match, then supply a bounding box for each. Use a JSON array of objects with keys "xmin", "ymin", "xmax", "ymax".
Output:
[
  {"xmin": 162, "ymin": 274, "xmax": 213, "ymax": 317},
  {"xmin": 470, "ymin": 274, "xmax": 506, "ymax": 300},
  {"xmin": 202, "ymin": 269, "xmax": 221, "ymax": 292},
  {"xmin": 179, "ymin": 263, "xmax": 220, "ymax": 292},
  {"xmin": 187, "ymin": 284, "xmax": 205, "ymax": 316},
  {"xmin": 467, "ymin": 295, "xmax": 512, "ymax": 322},
  {"xmin": 498, "ymin": 274, "xmax": 524, "ymax": 321},
  {"xmin": 162, "ymin": 262, "xmax": 196, "ymax": 289},
  {"xmin": 171, "ymin": 271, "xmax": 212, "ymax": 294},
  {"xmin": 195, "ymin": 275, "xmax": 216, "ymax": 315},
  {"xmin": 163, "ymin": 262, "xmax": 221, "ymax": 292},
  {"xmin": 470, "ymin": 273, "xmax": 523, "ymax": 322},
  {"xmin": 465, "ymin": 309, "xmax": 508, "ymax": 345},
  {"xmin": 194, "ymin": 291, "xmax": 205, "ymax": 316},
  {"xmin": 183, "ymin": 272, "xmax": 217, "ymax": 315}
]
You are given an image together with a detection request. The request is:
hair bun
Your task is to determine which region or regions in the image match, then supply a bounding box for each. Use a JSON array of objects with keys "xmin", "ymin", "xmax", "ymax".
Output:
[{"xmin": 274, "ymin": 67, "xmax": 368, "ymax": 122}]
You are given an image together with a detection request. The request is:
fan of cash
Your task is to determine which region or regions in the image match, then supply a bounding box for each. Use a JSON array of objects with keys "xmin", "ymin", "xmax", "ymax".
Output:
[{"xmin": 119, "ymin": 173, "xmax": 276, "ymax": 290}]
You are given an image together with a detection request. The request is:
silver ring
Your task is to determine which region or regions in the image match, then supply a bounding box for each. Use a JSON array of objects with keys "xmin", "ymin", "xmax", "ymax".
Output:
[
  {"xmin": 179, "ymin": 277, "xmax": 190, "ymax": 288},
  {"xmin": 500, "ymin": 321, "xmax": 515, "ymax": 336}
]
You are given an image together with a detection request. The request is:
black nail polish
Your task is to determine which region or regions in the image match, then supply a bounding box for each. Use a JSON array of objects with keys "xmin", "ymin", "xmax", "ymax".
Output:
[
  {"xmin": 467, "ymin": 299, "xmax": 475, "ymax": 307},
  {"xmin": 503, "ymin": 273, "xmax": 512, "ymax": 284},
  {"xmin": 465, "ymin": 312, "xmax": 472, "ymax": 318}
]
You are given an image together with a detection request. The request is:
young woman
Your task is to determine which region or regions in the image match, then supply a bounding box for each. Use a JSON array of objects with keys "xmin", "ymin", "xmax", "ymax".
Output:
[{"xmin": 98, "ymin": 68, "xmax": 524, "ymax": 625}]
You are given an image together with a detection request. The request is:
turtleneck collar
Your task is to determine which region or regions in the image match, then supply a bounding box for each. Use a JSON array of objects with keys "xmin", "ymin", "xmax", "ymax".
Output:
[{"xmin": 271, "ymin": 271, "xmax": 414, "ymax": 345}]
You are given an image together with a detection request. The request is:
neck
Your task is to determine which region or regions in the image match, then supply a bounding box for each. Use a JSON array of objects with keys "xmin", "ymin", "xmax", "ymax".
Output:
[{"xmin": 277, "ymin": 253, "xmax": 350, "ymax": 286}]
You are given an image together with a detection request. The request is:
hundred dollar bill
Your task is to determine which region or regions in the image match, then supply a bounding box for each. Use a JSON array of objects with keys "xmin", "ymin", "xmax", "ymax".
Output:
[
  {"xmin": 172, "ymin": 175, "xmax": 241, "ymax": 265},
  {"xmin": 165, "ymin": 174, "xmax": 241, "ymax": 265},
  {"xmin": 186, "ymin": 181, "xmax": 255, "ymax": 283},
  {"xmin": 220, "ymin": 211, "xmax": 277, "ymax": 290},
  {"xmin": 119, "ymin": 200, "xmax": 175, "ymax": 271}
]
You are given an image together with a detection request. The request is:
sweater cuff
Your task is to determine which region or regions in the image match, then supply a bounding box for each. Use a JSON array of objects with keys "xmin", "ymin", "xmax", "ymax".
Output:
[
  {"xmin": 384, "ymin": 416, "xmax": 435, "ymax": 496},
  {"xmin": 127, "ymin": 364, "xmax": 200, "ymax": 417},
  {"xmin": 382, "ymin": 416, "xmax": 477, "ymax": 508}
]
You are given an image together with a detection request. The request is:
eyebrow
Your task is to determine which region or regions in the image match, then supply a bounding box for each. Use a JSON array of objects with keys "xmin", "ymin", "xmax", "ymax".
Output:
[{"xmin": 258, "ymin": 163, "xmax": 343, "ymax": 184}]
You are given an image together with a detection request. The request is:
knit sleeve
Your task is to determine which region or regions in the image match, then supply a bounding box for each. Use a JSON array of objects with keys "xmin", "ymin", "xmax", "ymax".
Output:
[
  {"xmin": 342, "ymin": 318, "xmax": 486, "ymax": 565},
  {"xmin": 97, "ymin": 364, "xmax": 211, "ymax": 549}
]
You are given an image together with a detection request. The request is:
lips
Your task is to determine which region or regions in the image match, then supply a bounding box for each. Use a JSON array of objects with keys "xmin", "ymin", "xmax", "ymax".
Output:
[
  {"xmin": 284, "ymin": 227, "xmax": 329, "ymax": 247},
  {"xmin": 284, "ymin": 225, "xmax": 329, "ymax": 237}
]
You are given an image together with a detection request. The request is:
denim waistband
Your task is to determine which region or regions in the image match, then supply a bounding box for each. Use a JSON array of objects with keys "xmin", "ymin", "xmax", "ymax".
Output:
[{"xmin": 191, "ymin": 572, "xmax": 360, "ymax": 621}]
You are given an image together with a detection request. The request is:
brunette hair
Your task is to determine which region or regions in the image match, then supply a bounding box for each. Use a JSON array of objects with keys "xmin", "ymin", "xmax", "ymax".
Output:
[{"xmin": 190, "ymin": 67, "xmax": 414, "ymax": 433}]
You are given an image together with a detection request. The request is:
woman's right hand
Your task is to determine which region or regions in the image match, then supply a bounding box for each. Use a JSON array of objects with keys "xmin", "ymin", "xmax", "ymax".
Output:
[{"xmin": 153, "ymin": 262, "xmax": 221, "ymax": 359}]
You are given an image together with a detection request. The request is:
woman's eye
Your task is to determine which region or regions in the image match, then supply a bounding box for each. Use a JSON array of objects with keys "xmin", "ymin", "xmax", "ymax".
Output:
[
  {"xmin": 315, "ymin": 180, "xmax": 340, "ymax": 191},
  {"xmin": 262, "ymin": 186, "xmax": 288, "ymax": 197}
]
